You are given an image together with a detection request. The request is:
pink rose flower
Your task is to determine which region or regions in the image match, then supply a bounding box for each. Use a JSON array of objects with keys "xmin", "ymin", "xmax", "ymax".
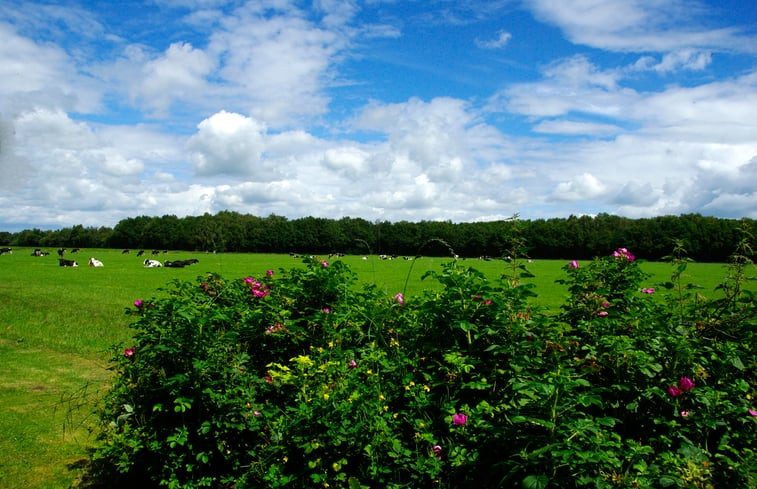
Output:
[
  {"xmin": 667, "ymin": 385, "xmax": 682, "ymax": 397},
  {"xmin": 452, "ymin": 413, "xmax": 468, "ymax": 426},
  {"xmin": 432, "ymin": 445, "xmax": 442, "ymax": 460},
  {"xmin": 678, "ymin": 376, "xmax": 695, "ymax": 392},
  {"xmin": 394, "ymin": 292, "xmax": 405, "ymax": 305},
  {"xmin": 569, "ymin": 260, "xmax": 579, "ymax": 268}
]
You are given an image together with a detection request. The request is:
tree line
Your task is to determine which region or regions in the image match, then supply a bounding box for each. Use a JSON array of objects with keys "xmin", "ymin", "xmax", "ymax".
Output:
[{"xmin": 1, "ymin": 212, "xmax": 753, "ymax": 262}]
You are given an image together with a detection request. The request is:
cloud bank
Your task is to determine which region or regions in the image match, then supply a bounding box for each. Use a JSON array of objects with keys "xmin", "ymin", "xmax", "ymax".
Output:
[{"xmin": 0, "ymin": 0, "xmax": 755, "ymax": 231}]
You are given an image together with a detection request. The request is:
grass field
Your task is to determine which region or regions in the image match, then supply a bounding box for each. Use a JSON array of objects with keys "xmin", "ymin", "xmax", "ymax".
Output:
[{"xmin": 0, "ymin": 248, "xmax": 749, "ymax": 488}]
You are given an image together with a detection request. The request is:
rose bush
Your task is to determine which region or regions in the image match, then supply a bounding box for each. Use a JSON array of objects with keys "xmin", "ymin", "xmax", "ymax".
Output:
[{"xmin": 80, "ymin": 245, "xmax": 755, "ymax": 489}]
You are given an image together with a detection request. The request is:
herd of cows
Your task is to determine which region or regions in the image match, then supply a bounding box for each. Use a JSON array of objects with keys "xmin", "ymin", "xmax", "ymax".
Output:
[{"xmin": 0, "ymin": 247, "xmax": 200, "ymax": 268}]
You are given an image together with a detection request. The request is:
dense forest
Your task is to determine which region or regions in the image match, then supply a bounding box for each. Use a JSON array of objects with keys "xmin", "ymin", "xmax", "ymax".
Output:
[{"xmin": 1, "ymin": 212, "xmax": 753, "ymax": 262}]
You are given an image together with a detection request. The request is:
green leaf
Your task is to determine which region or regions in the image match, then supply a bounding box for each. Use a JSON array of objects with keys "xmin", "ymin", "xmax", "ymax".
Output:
[
  {"xmin": 659, "ymin": 476, "xmax": 678, "ymax": 487},
  {"xmin": 522, "ymin": 474, "xmax": 549, "ymax": 489},
  {"xmin": 731, "ymin": 356, "xmax": 745, "ymax": 370}
]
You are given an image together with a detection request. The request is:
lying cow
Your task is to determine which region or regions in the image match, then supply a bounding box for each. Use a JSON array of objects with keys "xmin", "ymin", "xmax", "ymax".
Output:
[
  {"xmin": 143, "ymin": 259, "xmax": 162, "ymax": 268},
  {"xmin": 0, "ymin": 247, "xmax": 12, "ymax": 255},
  {"xmin": 59, "ymin": 259, "xmax": 78, "ymax": 267},
  {"xmin": 88, "ymin": 257, "xmax": 104, "ymax": 267}
]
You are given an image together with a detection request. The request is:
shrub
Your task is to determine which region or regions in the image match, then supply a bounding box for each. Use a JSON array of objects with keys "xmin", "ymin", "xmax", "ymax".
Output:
[{"xmin": 81, "ymin": 250, "xmax": 755, "ymax": 488}]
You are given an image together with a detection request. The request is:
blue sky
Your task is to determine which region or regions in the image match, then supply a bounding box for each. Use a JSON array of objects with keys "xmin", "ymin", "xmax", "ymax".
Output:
[{"xmin": 1, "ymin": 0, "xmax": 756, "ymax": 231}]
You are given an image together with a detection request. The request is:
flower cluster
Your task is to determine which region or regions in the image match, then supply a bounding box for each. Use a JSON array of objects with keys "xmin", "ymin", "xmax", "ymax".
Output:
[
  {"xmin": 244, "ymin": 277, "xmax": 270, "ymax": 298},
  {"xmin": 667, "ymin": 376, "xmax": 696, "ymax": 397},
  {"xmin": 612, "ymin": 247, "xmax": 635, "ymax": 261},
  {"xmin": 265, "ymin": 322, "xmax": 287, "ymax": 334}
]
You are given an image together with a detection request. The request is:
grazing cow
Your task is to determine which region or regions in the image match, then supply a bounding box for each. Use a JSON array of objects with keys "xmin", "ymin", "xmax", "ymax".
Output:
[
  {"xmin": 59, "ymin": 259, "xmax": 78, "ymax": 267},
  {"xmin": 151, "ymin": 249, "xmax": 160, "ymax": 255},
  {"xmin": 71, "ymin": 248, "xmax": 80, "ymax": 253},
  {"xmin": 136, "ymin": 250, "xmax": 145, "ymax": 257},
  {"xmin": 0, "ymin": 247, "xmax": 12, "ymax": 255},
  {"xmin": 88, "ymin": 257, "xmax": 104, "ymax": 267},
  {"xmin": 57, "ymin": 248, "xmax": 66, "ymax": 257},
  {"xmin": 122, "ymin": 249, "xmax": 130, "ymax": 254},
  {"xmin": 31, "ymin": 248, "xmax": 42, "ymax": 256},
  {"xmin": 143, "ymin": 259, "xmax": 162, "ymax": 268},
  {"xmin": 164, "ymin": 259, "xmax": 199, "ymax": 268}
]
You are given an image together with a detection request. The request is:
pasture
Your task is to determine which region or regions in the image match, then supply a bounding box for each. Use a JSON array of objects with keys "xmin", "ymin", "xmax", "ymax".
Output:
[{"xmin": 0, "ymin": 248, "xmax": 747, "ymax": 488}]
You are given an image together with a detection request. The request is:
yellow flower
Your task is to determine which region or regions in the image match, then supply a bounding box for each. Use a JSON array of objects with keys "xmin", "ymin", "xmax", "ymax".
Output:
[
  {"xmin": 423, "ymin": 385, "xmax": 430, "ymax": 392},
  {"xmin": 283, "ymin": 456, "xmax": 289, "ymax": 463},
  {"xmin": 378, "ymin": 393, "xmax": 385, "ymax": 401},
  {"xmin": 323, "ymin": 393, "xmax": 330, "ymax": 400}
]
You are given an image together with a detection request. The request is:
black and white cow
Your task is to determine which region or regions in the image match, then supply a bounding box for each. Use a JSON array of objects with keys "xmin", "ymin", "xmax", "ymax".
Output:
[
  {"xmin": 0, "ymin": 247, "xmax": 12, "ymax": 255},
  {"xmin": 143, "ymin": 259, "xmax": 162, "ymax": 268},
  {"xmin": 164, "ymin": 259, "xmax": 199, "ymax": 268},
  {"xmin": 59, "ymin": 258, "xmax": 78, "ymax": 267},
  {"xmin": 88, "ymin": 257, "xmax": 104, "ymax": 267}
]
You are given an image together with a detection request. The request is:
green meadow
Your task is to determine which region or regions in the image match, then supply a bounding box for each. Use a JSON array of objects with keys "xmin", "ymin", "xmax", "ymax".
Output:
[{"xmin": 0, "ymin": 248, "xmax": 747, "ymax": 488}]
